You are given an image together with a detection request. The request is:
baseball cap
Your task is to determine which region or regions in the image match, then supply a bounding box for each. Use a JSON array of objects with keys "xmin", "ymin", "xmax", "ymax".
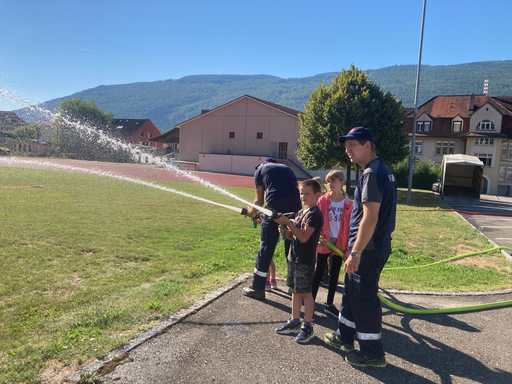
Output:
[
  {"xmin": 255, "ymin": 157, "xmax": 276, "ymax": 169},
  {"xmin": 338, "ymin": 127, "xmax": 374, "ymax": 144}
]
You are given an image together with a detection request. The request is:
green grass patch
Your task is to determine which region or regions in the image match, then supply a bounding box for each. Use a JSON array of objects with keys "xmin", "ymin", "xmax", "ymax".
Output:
[{"xmin": 0, "ymin": 167, "xmax": 511, "ymax": 382}]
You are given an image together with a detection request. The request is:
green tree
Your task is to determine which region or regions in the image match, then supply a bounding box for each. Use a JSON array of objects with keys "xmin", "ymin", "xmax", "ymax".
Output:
[
  {"xmin": 58, "ymin": 96, "xmax": 114, "ymax": 131},
  {"xmin": 13, "ymin": 124, "xmax": 38, "ymax": 141},
  {"xmin": 53, "ymin": 96, "xmax": 131, "ymax": 162},
  {"xmin": 297, "ymin": 64, "xmax": 409, "ymax": 188}
]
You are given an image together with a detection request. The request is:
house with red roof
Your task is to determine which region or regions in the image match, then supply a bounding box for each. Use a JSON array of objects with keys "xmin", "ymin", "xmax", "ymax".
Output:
[
  {"xmin": 112, "ymin": 119, "xmax": 163, "ymax": 151},
  {"xmin": 405, "ymin": 95, "xmax": 512, "ymax": 196}
]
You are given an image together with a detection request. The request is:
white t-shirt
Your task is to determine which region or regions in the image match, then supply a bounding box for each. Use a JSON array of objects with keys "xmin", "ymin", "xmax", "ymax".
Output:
[{"xmin": 328, "ymin": 198, "xmax": 345, "ymax": 239}]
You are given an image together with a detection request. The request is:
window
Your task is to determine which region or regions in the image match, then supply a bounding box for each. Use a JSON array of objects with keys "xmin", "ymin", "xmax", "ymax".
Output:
[
  {"xmin": 508, "ymin": 167, "xmax": 512, "ymax": 183},
  {"xmin": 499, "ymin": 166, "xmax": 506, "ymax": 182},
  {"xmin": 417, "ymin": 121, "xmax": 431, "ymax": 132},
  {"xmin": 474, "ymin": 153, "xmax": 492, "ymax": 167},
  {"xmin": 502, "ymin": 143, "xmax": 509, "ymax": 158},
  {"xmin": 139, "ymin": 132, "xmax": 144, "ymax": 137},
  {"xmin": 509, "ymin": 144, "xmax": 512, "ymax": 158},
  {"xmin": 147, "ymin": 133, "xmax": 152, "ymax": 138},
  {"xmin": 229, "ymin": 132, "xmax": 235, "ymax": 139},
  {"xmin": 476, "ymin": 120, "xmax": 495, "ymax": 130},
  {"xmin": 435, "ymin": 141, "xmax": 455, "ymax": 155},
  {"xmin": 414, "ymin": 141, "xmax": 423, "ymax": 154},
  {"xmin": 435, "ymin": 141, "xmax": 442, "ymax": 155},
  {"xmin": 452, "ymin": 121, "xmax": 462, "ymax": 132},
  {"xmin": 475, "ymin": 138, "xmax": 494, "ymax": 145},
  {"xmin": 257, "ymin": 132, "xmax": 263, "ymax": 139}
]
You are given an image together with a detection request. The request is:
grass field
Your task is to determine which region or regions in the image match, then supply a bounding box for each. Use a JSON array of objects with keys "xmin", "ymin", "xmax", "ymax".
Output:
[{"xmin": 1, "ymin": 166, "xmax": 511, "ymax": 383}]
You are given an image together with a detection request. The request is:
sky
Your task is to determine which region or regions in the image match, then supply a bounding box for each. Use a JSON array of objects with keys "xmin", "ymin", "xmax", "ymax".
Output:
[{"xmin": 1, "ymin": 0, "xmax": 512, "ymax": 111}]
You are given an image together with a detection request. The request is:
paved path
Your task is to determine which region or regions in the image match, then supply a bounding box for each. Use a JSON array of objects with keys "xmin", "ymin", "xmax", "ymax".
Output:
[
  {"xmin": 442, "ymin": 195, "xmax": 512, "ymax": 258},
  {"xmin": 87, "ymin": 278, "xmax": 512, "ymax": 384}
]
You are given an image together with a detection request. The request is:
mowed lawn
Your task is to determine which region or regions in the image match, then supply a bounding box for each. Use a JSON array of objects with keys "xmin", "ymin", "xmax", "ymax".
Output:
[{"xmin": 0, "ymin": 166, "xmax": 511, "ymax": 383}]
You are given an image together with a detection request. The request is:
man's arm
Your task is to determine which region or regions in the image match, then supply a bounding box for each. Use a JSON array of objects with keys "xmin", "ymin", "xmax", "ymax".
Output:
[
  {"xmin": 344, "ymin": 201, "xmax": 380, "ymax": 273},
  {"xmin": 246, "ymin": 185, "xmax": 265, "ymax": 218}
]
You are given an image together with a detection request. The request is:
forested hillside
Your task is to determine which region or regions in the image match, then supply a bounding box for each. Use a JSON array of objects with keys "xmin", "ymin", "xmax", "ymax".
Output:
[{"xmin": 18, "ymin": 61, "xmax": 512, "ymax": 132}]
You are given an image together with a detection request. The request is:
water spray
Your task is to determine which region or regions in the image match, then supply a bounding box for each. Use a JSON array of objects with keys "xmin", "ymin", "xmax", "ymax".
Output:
[{"xmin": 319, "ymin": 236, "xmax": 512, "ymax": 314}]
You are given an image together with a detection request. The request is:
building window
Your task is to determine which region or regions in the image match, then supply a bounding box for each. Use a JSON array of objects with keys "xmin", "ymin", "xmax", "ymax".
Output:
[
  {"xmin": 257, "ymin": 132, "xmax": 263, "ymax": 139},
  {"xmin": 229, "ymin": 132, "xmax": 235, "ymax": 138},
  {"xmin": 148, "ymin": 133, "xmax": 152, "ymax": 138},
  {"xmin": 502, "ymin": 143, "xmax": 509, "ymax": 158},
  {"xmin": 449, "ymin": 141, "xmax": 455, "ymax": 154},
  {"xmin": 475, "ymin": 138, "xmax": 494, "ymax": 145},
  {"xmin": 509, "ymin": 143, "xmax": 512, "ymax": 158},
  {"xmin": 474, "ymin": 153, "xmax": 492, "ymax": 167},
  {"xmin": 442, "ymin": 142, "xmax": 448, "ymax": 154},
  {"xmin": 435, "ymin": 141, "xmax": 442, "ymax": 155},
  {"xmin": 452, "ymin": 121, "xmax": 462, "ymax": 132},
  {"xmin": 508, "ymin": 167, "xmax": 512, "ymax": 183},
  {"xmin": 499, "ymin": 166, "xmax": 506, "ymax": 182},
  {"xmin": 414, "ymin": 141, "xmax": 423, "ymax": 154},
  {"xmin": 139, "ymin": 132, "xmax": 144, "ymax": 137},
  {"xmin": 476, "ymin": 120, "xmax": 495, "ymax": 130},
  {"xmin": 417, "ymin": 121, "xmax": 431, "ymax": 132}
]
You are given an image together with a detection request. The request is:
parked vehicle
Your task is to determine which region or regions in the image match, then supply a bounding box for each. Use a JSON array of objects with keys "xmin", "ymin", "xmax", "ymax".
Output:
[{"xmin": 432, "ymin": 180, "xmax": 441, "ymax": 193}]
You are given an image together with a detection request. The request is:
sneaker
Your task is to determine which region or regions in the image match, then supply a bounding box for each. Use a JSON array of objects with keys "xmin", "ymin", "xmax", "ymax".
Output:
[
  {"xmin": 345, "ymin": 351, "xmax": 387, "ymax": 368},
  {"xmin": 276, "ymin": 319, "xmax": 302, "ymax": 334},
  {"xmin": 324, "ymin": 332, "xmax": 355, "ymax": 352},
  {"xmin": 296, "ymin": 325, "xmax": 315, "ymax": 343},
  {"xmin": 323, "ymin": 303, "xmax": 339, "ymax": 319},
  {"xmin": 271, "ymin": 280, "xmax": 278, "ymax": 290},
  {"xmin": 242, "ymin": 286, "xmax": 265, "ymax": 300},
  {"xmin": 320, "ymin": 279, "xmax": 330, "ymax": 287},
  {"xmin": 265, "ymin": 283, "xmax": 271, "ymax": 292}
]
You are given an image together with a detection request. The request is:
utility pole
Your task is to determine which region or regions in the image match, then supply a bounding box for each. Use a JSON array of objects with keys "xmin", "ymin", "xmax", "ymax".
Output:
[{"xmin": 407, "ymin": 0, "xmax": 427, "ymax": 203}]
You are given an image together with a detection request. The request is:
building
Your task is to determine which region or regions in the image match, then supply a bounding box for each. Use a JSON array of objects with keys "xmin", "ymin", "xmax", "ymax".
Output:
[
  {"xmin": 405, "ymin": 95, "xmax": 512, "ymax": 196},
  {"xmin": 0, "ymin": 111, "xmax": 26, "ymax": 133},
  {"xmin": 174, "ymin": 95, "xmax": 310, "ymax": 177},
  {"xmin": 112, "ymin": 119, "xmax": 163, "ymax": 151},
  {"xmin": 150, "ymin": 127, "xmax": 180, "ymax": 156}
]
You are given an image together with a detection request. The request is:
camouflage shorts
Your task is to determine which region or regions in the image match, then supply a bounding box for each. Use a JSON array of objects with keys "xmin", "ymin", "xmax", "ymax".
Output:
[{"xmin": 286, "ymin": 262, "xmax": 315, "ymax": 294}]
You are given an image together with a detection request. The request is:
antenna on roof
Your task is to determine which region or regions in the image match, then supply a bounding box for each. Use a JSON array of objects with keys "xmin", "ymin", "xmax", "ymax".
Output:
[{"xmin": 483, "ymin": 79, "xmax": 489, "ymax": 95}]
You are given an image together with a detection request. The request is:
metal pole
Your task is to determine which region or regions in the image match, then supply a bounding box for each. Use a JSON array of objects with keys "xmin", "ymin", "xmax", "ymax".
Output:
[{"xmin": 407, "ymin": 0, "xmax": 427, "ymax": 203}]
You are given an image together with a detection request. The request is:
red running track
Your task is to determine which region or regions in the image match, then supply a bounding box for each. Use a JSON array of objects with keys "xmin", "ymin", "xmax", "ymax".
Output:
[{"xmin": 0, "ymin": 158, "xmax": 256, "ymax": 189}]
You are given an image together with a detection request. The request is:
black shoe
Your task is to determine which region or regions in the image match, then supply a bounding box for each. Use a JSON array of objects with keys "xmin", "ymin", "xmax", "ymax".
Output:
[
  {"xmin": 323, "ymin": 303, "xmax": 339, "ymax": 319},
  {"xmin": 345, "ymin": 350, "xmax": 387, "ymax": 367},
  {"xmin": 242, "ymin": 286, "xmax": 265, "ymax": 300}
]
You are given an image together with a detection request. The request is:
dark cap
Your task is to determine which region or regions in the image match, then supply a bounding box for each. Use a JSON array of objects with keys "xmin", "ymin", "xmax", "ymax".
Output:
[
  {"xmin": 255, "ymin": 157, "xmax": 276, "ymax": 169},
  {"xmin": 338, "ymin": 127, "xmax": 374, "ymax": 144}
]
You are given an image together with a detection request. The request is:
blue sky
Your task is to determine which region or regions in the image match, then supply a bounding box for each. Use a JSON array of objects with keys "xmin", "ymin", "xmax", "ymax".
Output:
[{"xmin": 1, "ymin": 0, "xmax": 511, "ymax": 111}]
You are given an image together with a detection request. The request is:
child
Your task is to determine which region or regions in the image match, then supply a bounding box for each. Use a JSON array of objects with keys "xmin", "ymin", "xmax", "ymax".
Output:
[
  {"xmin": 311, "ymin": 170, "xmax": 353, "ymax": 318},
  {"xmin": 274, "ymin": 179, "xmax": 324, "ymax": 343},
  {"xmin": 265, "ymin": 260, "xmax": 277, "ymax": 291}
]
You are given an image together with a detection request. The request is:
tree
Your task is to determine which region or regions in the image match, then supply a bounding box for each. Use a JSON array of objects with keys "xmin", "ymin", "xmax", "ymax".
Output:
[
  {"xmin": 53, "ymin": 96, "xmax": 132, "ymax": 162},
  {"xmin": 297, "ymin": 64, "xmax": 410, "ymax": 189},
  {"xmin": 13, "ymin": 124, "xmax": 38, "ymax": 141},
  {"xmin": 58, "ymin": 96, "xmax": 114, "ymax": 131}
]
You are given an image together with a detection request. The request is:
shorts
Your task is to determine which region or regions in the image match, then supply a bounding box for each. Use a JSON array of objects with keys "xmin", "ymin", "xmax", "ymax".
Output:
[{"xmin": 286, "ymin": 262, "xmax": 315, "ymax": 294}]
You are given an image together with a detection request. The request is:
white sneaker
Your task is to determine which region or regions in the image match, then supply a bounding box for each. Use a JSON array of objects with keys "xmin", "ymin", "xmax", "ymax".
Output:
[
  {"xmin": 265, "ymin": 283, "xmax": 271, "ymax": 292},
  {"xmin": 271, "ymin": 281, "xmax": 277, "ymax": 290}
]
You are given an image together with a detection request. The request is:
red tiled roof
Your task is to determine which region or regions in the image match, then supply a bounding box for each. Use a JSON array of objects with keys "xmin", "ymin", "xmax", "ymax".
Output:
[{"xmin": 406, "ymin": 95, "xmax": 512, "ymax": 119}]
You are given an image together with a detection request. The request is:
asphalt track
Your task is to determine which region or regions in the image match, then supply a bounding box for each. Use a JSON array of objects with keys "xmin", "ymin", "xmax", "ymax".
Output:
[{"xmin": 3, "ymin": 158, "xmax": 512, "ymax": 383}]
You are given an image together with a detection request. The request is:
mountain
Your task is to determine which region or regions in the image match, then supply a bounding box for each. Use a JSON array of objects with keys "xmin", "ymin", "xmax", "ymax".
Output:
[{"xmin": 17, "ymin": 61, "xmax": 512, "ymax": 133}]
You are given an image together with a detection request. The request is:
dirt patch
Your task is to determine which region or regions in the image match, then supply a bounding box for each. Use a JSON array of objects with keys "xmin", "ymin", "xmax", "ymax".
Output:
[
  {"xmin": 40, "ymin": 359, "xmax": 81, "ymax": 384},
  {"xmin": 453, "ymin": 254, "xmax": 510, "ymax": 270}
]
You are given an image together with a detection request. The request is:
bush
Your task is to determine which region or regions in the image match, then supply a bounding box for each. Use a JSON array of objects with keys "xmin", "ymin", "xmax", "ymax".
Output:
[{"xmin": 391, "ymin": 158, "xmax": 441, "ymax": 190}]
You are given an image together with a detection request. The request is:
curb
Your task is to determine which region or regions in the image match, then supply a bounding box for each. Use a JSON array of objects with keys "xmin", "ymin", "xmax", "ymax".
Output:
[{"xmin": 67, "ymin": 273, "xmax": 252, "ymax": 382}]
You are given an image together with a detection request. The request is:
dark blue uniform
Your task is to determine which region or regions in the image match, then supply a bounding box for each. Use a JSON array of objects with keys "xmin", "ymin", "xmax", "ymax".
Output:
[
  {"xmin": 337, "ymin": 157, "xmax": 397, "ymax": 359},
  {"xmin": 252, "ymin": 163, "xmax": 301, "ymax": 290}
]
